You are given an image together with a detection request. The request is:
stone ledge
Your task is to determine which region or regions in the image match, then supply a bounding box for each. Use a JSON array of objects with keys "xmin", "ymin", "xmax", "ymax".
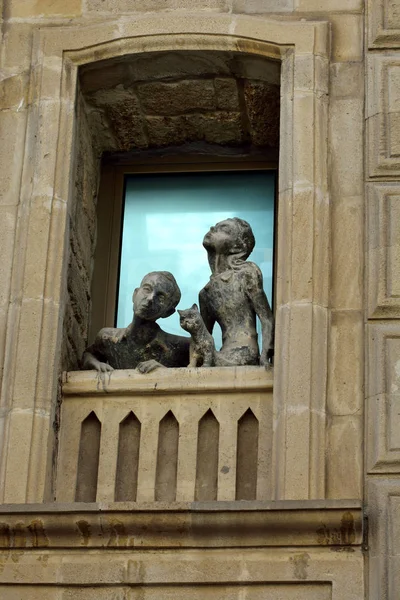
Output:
[
  {"xmin": 0, "ymin": 500, "xmax": 362, "ymax": 549},
  {"xmin": 62, "ymin": 366, "xmax": 274, "ymax": 396}
]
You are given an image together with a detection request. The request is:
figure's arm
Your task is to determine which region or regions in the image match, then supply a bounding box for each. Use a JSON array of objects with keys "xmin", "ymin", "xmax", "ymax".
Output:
[
  {"xmin": 136, "ymin": 360, "xmax": 165, "ymax": 374},
  {"xmin": 82, "ymin": 332, "xmax": 114, "ymax": 373},
  {"xmin": 246, "ymin": 265, "xmax": 274, "ymax": 366},
  {"xmin": 199, "ymin": 289, "xmax": 216, "ymax": 335}
]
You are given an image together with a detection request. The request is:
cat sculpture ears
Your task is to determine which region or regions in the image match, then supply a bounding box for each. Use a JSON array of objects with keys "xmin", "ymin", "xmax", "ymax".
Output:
[{"xmin": 178, "ymin": 303, "xmax": 199, "ymax": 317}]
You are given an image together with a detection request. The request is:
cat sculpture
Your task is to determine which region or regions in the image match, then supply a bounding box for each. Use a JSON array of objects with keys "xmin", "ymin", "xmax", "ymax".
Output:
[{"xmin": 178, "ymin": 304, "xmax": 215, "ymax": 367}]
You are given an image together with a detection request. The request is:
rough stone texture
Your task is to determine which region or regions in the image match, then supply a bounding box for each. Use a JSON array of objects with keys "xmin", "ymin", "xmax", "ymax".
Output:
[
  {"xmin": 83, "ymin": 73, "xmax": 279, "ymax": 151},
  {"xmin": 138, "ymin": 80, "xmax": 217, "ymax": 114},
  {"xmin": 85, "ymin": 0, "xmax": 231, "ymax": 12},
  {"xmin": 244, "ymin": 81, "xmax": 280, "ymax": 147},
  {"xmin": 5, "ymin": 0, "xmax": 82, "ymax": 18},
  {"xmin": 62, "ymin": 93, "xmax": 100, "ymax": 371}
]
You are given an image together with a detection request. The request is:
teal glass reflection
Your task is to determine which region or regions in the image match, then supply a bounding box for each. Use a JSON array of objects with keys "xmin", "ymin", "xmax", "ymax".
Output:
[{"xmin": 117, "ymin": 171, "xmax": 275, "ymax": 350}]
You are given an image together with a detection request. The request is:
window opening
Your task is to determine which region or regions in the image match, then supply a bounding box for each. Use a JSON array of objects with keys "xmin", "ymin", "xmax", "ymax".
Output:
[{"xmin": 116, "ymin": 170, "xmax": 275, "ymax": 350}]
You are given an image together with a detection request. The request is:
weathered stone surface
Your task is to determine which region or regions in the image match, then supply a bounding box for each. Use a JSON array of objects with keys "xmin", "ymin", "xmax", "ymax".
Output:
[
  {"xmin": 145, "ymin": 111, "xmax": 243, "ymax": 146},
  {"xmin": 244, "ymin": 81, "xmax": 280, "ymax": 147},
  {"xmin": 138, "ymin": 80, "xmax": 217, "ymax": 114},
  {"xmin": 6, "ymin": 0, "xmax": 82, "ymax": 17},
  {"xmin": 214, "ymin": 77, "xmax": 239, "ymax": 110},
  {"xmin": 233, "ymin": 0, "xmax": 294, "ymax": 12},
  {"xmin": 84, "ymin": 0, "xmax": 230, "ymax": 13}
]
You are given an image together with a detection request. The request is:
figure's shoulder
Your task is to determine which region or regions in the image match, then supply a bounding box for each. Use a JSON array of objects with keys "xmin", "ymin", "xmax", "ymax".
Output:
[
  {"xmin": 240, "ymin": 261, "xmax": 262, "ymax": 279},
  {"xmin": 96, "ymin": 327, "xmax": 126, "ymax": 343},
  {"xmin": 199, "ymin": 285, "xmax": 209, "ymax": 299}
]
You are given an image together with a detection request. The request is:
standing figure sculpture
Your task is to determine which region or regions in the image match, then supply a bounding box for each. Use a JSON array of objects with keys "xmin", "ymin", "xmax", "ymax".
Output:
[
  {"xmin": 82, "ymin": 271, "xmax": 190, "ymax": 373},
  {"xmin": 199, "ymin": 218, "xmax": 274, "ymax": 366}
]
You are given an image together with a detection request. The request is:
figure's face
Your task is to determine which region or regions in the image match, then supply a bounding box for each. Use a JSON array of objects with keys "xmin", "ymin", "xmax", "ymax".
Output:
[
  {"xmin": 133, "ymin": 274, "xmax": 173, "ymax": 321},
  {"xmin": 203, "ymin": 219, "xmax": 238, "ymax": 253}
]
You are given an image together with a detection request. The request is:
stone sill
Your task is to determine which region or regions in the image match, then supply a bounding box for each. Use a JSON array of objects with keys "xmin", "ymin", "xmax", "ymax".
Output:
[
  {"xmin": 0, "ymin": 500, "xmax": 362, "ymax": 549},
  {"xmin": 62, "ymin": 365, "xmax": 274, "ymax": 396}
]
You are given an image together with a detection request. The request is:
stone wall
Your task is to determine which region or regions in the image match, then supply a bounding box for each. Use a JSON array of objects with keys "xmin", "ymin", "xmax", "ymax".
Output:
[
  {"xmin": 62, "ymin": 92, "xmax": 100, "ymax": 371},
  {"xmin": 0, "ymin": 0, "xmax": 391, "ymax": 598}
]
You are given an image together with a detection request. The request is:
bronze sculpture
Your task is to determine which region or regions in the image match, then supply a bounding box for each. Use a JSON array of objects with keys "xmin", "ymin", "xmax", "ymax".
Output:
[
  {"xmin": 82, "ymin": 271, "xmax": 190, "ymax": 373},
  {"xmin": 82, "ymin": 219, "xmax": 273, "ymax": 372},
  {"xmin": 199, "ymin": 218, "xmax": 274, "ymax": 366}
]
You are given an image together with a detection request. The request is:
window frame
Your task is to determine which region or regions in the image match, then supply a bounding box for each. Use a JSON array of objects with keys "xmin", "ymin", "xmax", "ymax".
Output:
[{"xmin": 90, "ymin": 157, "xmax": 278, "ymax": 343}]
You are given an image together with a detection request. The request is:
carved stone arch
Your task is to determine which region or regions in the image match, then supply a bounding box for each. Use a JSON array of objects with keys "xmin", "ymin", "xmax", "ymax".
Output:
[{"xmin": 0, "ymin": 14, "xmax": 330, "ymax": 503}]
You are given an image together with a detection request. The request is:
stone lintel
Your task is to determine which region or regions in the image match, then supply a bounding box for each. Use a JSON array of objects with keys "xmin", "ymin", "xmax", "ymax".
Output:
[
  {"xmin": 62, "ymin": 366, "xmax": 274, "ymax": 396},
  {"xmin": 0, "ymin": 500, "xmax": 362, "ymax": 549}
]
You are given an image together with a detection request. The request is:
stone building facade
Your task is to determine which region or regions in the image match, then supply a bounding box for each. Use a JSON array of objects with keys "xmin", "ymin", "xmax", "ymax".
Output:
[{"xmin": 0, "ymin": 0, "xmax": 397, "ymax": 598}]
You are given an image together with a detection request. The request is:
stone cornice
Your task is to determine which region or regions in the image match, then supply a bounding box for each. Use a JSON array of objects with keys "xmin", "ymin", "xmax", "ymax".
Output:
[{"xmin": 0, "ymin": 501, "xmax": 362, "ymax": 549}]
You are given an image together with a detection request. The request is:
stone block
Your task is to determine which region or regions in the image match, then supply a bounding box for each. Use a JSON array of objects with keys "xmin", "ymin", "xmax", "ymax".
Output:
[
  {"xmin": 244, "ymin": 81, "xmax": 280, "ymax": 148},
  {"xmin": 329, "ymin": 14, "xmax": 363, "ymax": 62},
  {"xmin": 60, "ymin": 558, "xmax": 126, "ymax": 585},
  {"xmin": 330, "ymin": 62, "xmax": 364, "ymax": 99},
  {"xmin": 21, "ymin": 196, "xmax": 52, "ymax": 301},
  {"xmin": 0, "ymin": 206, "xmax": 17, "ymax": 306},
  {"xmin": 326, "ymin": 415, "xmax": 362, "ymax": 499},
  {"xmin": 294, "ymin": 0, "xmax": 362, "ymax": 10},
  {"xmin": 327, "ymin": 310, "xmax": 363, "ymax": 416},
  {"xmin": 1, "ymin": 24, "xmax": 34, "ymax": 71},
  {"xmin": 214, "ymin": 78, "xmax": 239, "ymax": 110},
  {"xmin": 11, "ymin": 298, "xmax": 47, "ymax": 409},
  {"xmin": 367, "ymin": 323, "xmax": 400, "ymax": 473},
  {"xmin": 293, "ymin": 92, "xmax": 315, "ymax": 187},
  {"xmin": 331, "ymin": 196, "xmax": 363, "ymax": 310},
  {"xmin": 0, "ymin": 109, "xmax": 28, "ymax": 206},
  {"xmin": 0, "ymin": 304, "xmax": 8, "ymax": 392},
  {"xmin": 0, "ymin": 72, "xmax": 29, "ymax": 111},
  {"xmin": 367, "ymin": 52, "xmax": 400, "ymax": 177},
  {"xmin": 6, "ymin": 0, "xmax": 82, "ymax": 18},
  {"xmin": 138, "ymin": 80, "xmax": 216, "ymax": 115},
  {"xmin": 232, "ymin": 0, "xmax": 294, "ymax": 12},
  {"xmin": 329, "ymin": 97, "xmax": 363, "ymax": 196},
  {"xmin": 145, "ymin": 115, "xmax": 187, "ymax": 147},
  {"xmin": 367, "ymin": 183, "xmax": 400, "ymax": 318},
  {"xmin": 84, "ymin": 0, "xmax": 230, "ymax": 12},
  {"xmin": 368, "ymin": 0, "xmax": 400, "ymax": 47},
  {"xmin": 2, "ymin": 410, "xmax": 34, "ymax": 503},
  {"xmin": 0, "ymin": 587, "xmax": 61, "ymax": 600},
  {"xmin": 145, "ymin": 112, "xmax": 243, "ymax": 146}
]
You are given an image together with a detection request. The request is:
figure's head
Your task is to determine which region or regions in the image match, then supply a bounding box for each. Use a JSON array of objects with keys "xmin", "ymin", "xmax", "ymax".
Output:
[
  {"xmin": 133, "ymin": 271, "xmax": 181, "ymax": 321},
  {"xmin": 203, "ymin": 217, "xmax": 255, "ymax": 260}
]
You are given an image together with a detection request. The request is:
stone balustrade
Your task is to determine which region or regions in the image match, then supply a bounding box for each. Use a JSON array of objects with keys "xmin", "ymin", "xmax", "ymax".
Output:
[{"xmin": 57, "ymin": 367, "xmax": 274, "ymax": 504}]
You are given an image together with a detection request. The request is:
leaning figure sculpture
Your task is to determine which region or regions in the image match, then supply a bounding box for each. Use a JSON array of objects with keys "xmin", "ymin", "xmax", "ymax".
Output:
[
  {"xmin": 82, "ymin": 271, "xmax": 190, "ymax": 373},
  {"xmin": 198, "ymin": 217, "xmax": 274, "ymax": 367}
]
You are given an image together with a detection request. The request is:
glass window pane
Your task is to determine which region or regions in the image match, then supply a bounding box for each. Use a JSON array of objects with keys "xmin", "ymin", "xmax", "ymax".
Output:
[{"xmin": 117, "ymin": 171, "xmax": 275, "ymax": 350}]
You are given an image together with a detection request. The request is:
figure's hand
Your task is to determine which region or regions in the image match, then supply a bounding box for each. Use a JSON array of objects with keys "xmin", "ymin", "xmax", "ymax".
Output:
[
  {"xmin": 136, "ymin": 359, "xmax": 165, "ymax": 374},
  {"xmin": 83, "ymin": 353, "xmax": 114, "ymax": 373},
  {"xmin": 260, "ymin": 348, "xmax": 273, "ymax": 369}
]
